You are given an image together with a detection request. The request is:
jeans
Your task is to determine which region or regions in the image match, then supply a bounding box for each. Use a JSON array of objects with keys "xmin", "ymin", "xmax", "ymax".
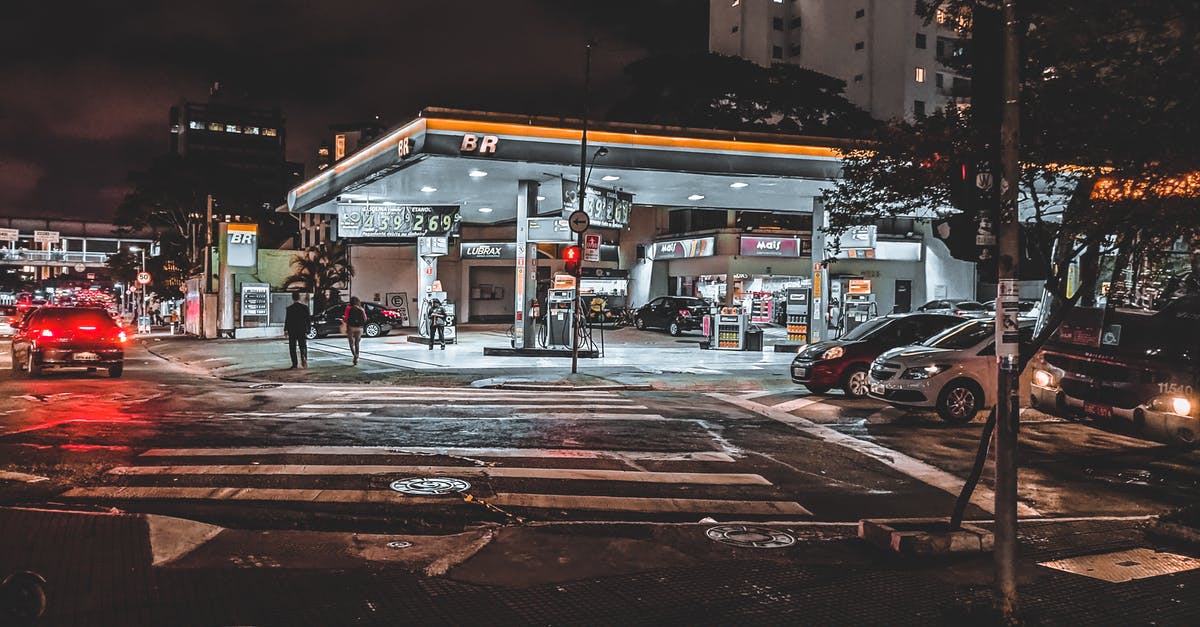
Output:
[
  {"xmin": 430, "ymin": 324, "xmax": 445, "ymax": 347},
  {"xmin": 288, "ymin": 335, "xmax": 308, "ymax": 367},
  {"xmin": 347, "ymin": 327, "xmax": 364, "ymax": 361}
]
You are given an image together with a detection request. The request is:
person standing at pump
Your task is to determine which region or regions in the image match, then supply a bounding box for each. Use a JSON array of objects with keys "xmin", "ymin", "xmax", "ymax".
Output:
[
  {"xmin": 343, "ymin": 296, "xmax": 367, "ymax": 365},
  {"xmin": 284, "ymin": 292, "xmax": 311, "ymax": 369},
  {"xmin": 427, "ymin": 299, "xmax": 447, "ymax": 350},
  {"xmin": 828, "ymin": 298, "xmax": 843, "ymax": 339}
]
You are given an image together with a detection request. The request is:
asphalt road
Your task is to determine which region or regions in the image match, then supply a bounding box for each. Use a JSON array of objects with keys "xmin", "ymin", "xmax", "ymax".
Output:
[{"xmin": 3, "ymin": 338, "xmax": 1197, "ymax": 537}]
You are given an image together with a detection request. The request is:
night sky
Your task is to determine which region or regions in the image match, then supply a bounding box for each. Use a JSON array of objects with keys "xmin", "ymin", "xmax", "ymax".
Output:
[{"xmin": 0, "ymin": 1, "xmax": 706, "ymax": 220}]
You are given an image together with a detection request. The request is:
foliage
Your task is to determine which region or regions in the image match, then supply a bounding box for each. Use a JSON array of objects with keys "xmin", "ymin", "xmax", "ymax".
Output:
[
  {"xmin": 284, "ymin": 240, "xmax": 354, "ymax": 311},
  {"xmin": 607, "ymin": 53, "xmax": 876, "ymax": 137},
  {"xmin": 105, "ymin": 250, "xmax": 139, "ymax": 285}
]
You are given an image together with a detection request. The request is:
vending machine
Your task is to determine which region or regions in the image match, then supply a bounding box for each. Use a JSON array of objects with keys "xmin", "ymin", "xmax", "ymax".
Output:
[
  {"xmin": 785, "ymin": 288, "xmax": 811, "ymax": 343},
  {"xmin": 715, "ymin": 306, "xmax": 749, "ymax": 350},
  {"xmin": 546, "ymin": 288, "xmax": 576, "ymax": 347}
]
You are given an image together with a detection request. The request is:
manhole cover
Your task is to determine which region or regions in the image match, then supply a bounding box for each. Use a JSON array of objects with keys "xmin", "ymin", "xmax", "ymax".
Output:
[
  {"xmin": 706, "ymin": 525, "xmax": 796, "ymax": 549},
  {"xmin": 386, "ymin": 541, "xmax": 413, "ymax": 549},
  {"xmin": 389, "ymin": 477, "xmax": 471, "ymax": 495},
  {"xmin": 249, "ymin": 383, "xmax": 282, "ymax": 389}
]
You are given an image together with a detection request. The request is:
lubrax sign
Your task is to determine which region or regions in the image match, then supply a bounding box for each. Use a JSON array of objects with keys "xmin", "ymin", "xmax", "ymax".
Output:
[{"xmin": 460, "ymin": 242, "xmax": 517, "ymax": 260}]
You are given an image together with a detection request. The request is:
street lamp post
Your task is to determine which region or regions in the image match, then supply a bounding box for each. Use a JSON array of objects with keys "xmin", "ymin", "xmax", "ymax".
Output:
[
  {"xmin": 572, "ymin": 40, "xmax": 594, "ymax": 376},
  {"xmin": 130, "ymin": 246, "xmax": 146, "ymax": 328}
]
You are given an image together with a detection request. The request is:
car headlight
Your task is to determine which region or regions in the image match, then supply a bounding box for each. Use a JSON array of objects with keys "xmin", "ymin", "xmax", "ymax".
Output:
[
  {"xmin": 900, "ymin": 364, "xmax": 950, "ymax": 380},
  {"xmin": 1033, "ymin": 369, "xmax": 1054, "ymax": 388},
  {"xmin": 1172, "ymin": 397, "xmax": 1192, "ymax": 416},
  {"xmin": 821, "ymin": 346, "xmax": 844, "ymax": 360}
]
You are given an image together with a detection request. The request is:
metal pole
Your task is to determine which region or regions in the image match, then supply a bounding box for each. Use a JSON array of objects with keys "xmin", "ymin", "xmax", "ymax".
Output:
[
  {"xmin": 572, "ymin": 41, "xmax": 591, "ymax": 375},
  {"xmin": 994, "ymin": 0, "xmax": 1022, "ymax": 620}
]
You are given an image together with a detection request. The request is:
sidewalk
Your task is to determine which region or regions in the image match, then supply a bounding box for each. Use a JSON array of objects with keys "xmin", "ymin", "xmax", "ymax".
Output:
[
  {"xmin": 3, "ymin": 506, "xmax": 1197, "ymax": 625},
  {"xmin": 139, "ymin": 325, "xmax": 797, "ymax": 391}
]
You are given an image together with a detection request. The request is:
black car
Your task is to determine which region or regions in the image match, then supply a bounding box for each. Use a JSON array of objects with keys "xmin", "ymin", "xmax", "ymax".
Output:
[
  {"xmin": 634, "ymin": 296, "xmax": 710, "ymax": 336},
  {"xmin": 10, "ymin": 306, "xmax": 127, "ymax": 377},
  {"xmin": 305, "ymin": 302, "xmax": 404, "ymax": 339}
]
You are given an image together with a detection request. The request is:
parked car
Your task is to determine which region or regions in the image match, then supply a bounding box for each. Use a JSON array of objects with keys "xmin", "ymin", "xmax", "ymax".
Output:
[
  {"xmin": 915, "ymin": 299, "xmax": 990, "ymax": 318},
  {"xmin": 305, "ymin": 302, "xmax": 403, "ymax": 339},
  {"xmin": 10, "ymin": 306, "xmax": 127, "ymax": 377},
  {"xmin": 791, "ymin": 313, "xmax": 963, "ymax": 397},
  {"xmin": 981, "ymin": 299, "xmax": 1042, "ymax": 320},
  {"xmin": 634, "ymin": 296, "xmax": 710, "ymax": 336},
  {"xmin": 0, "ymin": 305, "xmax": 18, "ymax": 337},
  {"xmin": 868, "ymin": 317, "xmax": 1035, "ymax": 423}
]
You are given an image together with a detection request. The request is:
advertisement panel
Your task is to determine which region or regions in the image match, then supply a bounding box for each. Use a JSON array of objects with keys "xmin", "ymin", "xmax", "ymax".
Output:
[
  {"xmin": 0, "ymin": 228, "xmax": 18, "ymax": 242},
  {"xmin": 226, "ymin": 223, "xmax": 258, "ymax": 267},
  {"xmin": 649, "ymin": 237, "xmax": 715, "ymax": 260},
  {"xmin": 837, "ymin": 225, "xmax": 877, "ymax": 250},
  {"xmin": 460, "ymin": 242, "xmax": 518, "ymax": 260},
  {"xmin": 337, "ymin": 204, "xmax": 460, "ymax": 238},
  {"xmin": 560, "ymin": 179, "xmax": 633, "ymax": 229},
  {"xmin": 738, "ymin": 236, "xmax": 811, "ymax": 257}
]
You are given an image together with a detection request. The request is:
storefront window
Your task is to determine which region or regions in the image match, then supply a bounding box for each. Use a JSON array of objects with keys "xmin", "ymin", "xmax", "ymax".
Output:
[
  {"xmin": 668, "ymin": 208, "xmax": 726, "ymax": 234},
  {"xmin": 736, "ymin": 211, "xmax": 812, "ymax": 231}
]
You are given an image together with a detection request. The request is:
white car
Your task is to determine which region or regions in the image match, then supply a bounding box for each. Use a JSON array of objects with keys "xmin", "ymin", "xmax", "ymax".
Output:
[
  {"xmin": 867, "ymin": 318, "xmax": 1034, "ymax": 423},
  {"xmin": 0, "ymin": 305, "xmax": 18, "ymax": 337}
]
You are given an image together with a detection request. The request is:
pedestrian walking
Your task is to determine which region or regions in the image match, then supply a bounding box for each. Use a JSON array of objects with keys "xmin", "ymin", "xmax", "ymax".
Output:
[
  {"xmin": 427, "ymin": 299, "xmax": 447, "ymax": 350},
  {"xmin": 284, "ymin": 292, "xmax": 311, "ymax": 369},
  {"xmin": 343, "ymin": 296, "xmax": 367, "ymax": 365}
]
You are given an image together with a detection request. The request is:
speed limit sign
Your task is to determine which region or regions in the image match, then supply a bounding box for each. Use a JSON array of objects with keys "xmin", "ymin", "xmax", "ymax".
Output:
[{"xmin": 137, "ymin": 272, "xmax": 151, "ymax": 285}]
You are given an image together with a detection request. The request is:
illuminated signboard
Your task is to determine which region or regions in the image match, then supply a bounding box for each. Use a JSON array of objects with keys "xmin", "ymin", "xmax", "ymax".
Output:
[
  {"xmin": 460, "ymin": 242, "xmax": 518, "ymax": 260},
  {"xmin": 337, "ymin": 205, "xmax": 460, "ymax": 238},
  {"xmin": 650, "ymin": 236, "xmax": 715, "ymax": 260},
  {"xmin": 561, "ymin": 180, "xmax": 633, "ymax": 229},
  {"xmin": 738, "ymin": 236, "xmax": 811, "ymax": 257},
  {"xmin": 226, "ymin": 223, "xmax": 258, "ymax": 267}
]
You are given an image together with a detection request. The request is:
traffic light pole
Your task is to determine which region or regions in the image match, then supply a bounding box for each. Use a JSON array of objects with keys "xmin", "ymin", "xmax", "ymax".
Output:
[
  {"xmin": 572, "ymin": 41, "xmax": 592, "ymax": 376},
  {"xmin": 994, "ymin": 0, "xmax": 1022, "ymax": 620}
]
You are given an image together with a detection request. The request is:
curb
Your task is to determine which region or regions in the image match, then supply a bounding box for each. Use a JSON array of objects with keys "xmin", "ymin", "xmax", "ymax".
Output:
[{"xmin": 492, "ymin": 382, "xmax": 654, "ymax": 391}]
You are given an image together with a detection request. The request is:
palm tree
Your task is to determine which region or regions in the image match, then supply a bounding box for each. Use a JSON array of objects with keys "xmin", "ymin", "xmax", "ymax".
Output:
[{"xmin": 285, "ymin": 240, "xmax": 354, "ymax": 311}]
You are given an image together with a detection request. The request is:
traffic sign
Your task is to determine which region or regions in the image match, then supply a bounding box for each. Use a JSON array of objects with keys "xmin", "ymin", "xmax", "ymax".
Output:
[
  {"xmin": 137, "ymin": 272, "xmax": 151, "ymax": 285},
  {"xmin": 583, "ymin": 233, "xmax": 601, "ymax": 262},
  {"xmin": 0, "ymin": 228, "xmax": 18, "ymax": 242},
  {"xmin": 34, "ymin": 230, "xmax": 60, "ymax": 244},
  {"xmin": 568, "ymin": 210, "xmax": 590, "ymax": 233}
]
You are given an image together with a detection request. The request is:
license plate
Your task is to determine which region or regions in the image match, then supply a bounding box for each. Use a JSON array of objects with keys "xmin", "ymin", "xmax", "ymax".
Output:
[
  {"xmin": 74, "ymin": 352, "xmax": 99, "ymax": 361},
  {"xmin": 793, "ymin": 367, "xmax": 808, "ymax": 378},
  {"xmin": 1083, "ymin": 402, "xmax": 1113, "ymax": 418},
  {"xmin": 870, "ymin": 383, "xmax": 885, "ymax": 395}
]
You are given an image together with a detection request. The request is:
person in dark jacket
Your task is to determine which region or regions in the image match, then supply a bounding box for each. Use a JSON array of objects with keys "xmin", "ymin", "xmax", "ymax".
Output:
[
  {"xmin": 284, "ymin": 292, "xmax": 311, "ymax": 369},
  {"xmin": 343, "ymin": 296, "xmax": 368, "ymax": 365}
]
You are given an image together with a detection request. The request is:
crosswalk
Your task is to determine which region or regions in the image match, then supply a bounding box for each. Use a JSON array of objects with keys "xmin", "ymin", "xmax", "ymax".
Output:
[{"xmin": 61, "ymin": 386, "xmax": 813, "ymax": 522}]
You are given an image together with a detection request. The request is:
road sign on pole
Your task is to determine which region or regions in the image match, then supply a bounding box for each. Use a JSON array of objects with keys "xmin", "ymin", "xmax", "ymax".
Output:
[
  {"xmin": 568, "ymin": 210, "xmax": 590, "ymax": 233},
  {"xmin": 137, "ymin": 272, "xmax": 151, "ymax": 285},
  {"xmin": 583, "ymin": 233, "xmax": 601, "ymax": 262},
  {"xmin": 34, "ymin": 230, "xmax": 60, "ymax": 244}
]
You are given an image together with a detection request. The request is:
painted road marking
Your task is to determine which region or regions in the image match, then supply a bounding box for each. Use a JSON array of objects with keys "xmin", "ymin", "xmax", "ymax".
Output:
[
  {"xmin": 139, "ymin": 446, "xmax": 738, "ymax": 463},
  {"xmin": 319, "ymin": 394, "xmax": 636, "ymax": 402},
  {"xmin": 322, "ymin": 388, "xmax": 621, "ymax": 397},
  {"xmin": 224, "ymin": 411, "xmax": 672, "ymax": 421},
  {"xmin": 710, "ymin": 393, "xmax": 1042, "ymax": 517},
  {"xmin": 61, "ymin": 487, "xmax": 809, "ymax": 516},
  {"xmin": 107, "ymin": 465, "xmax": 772, "ymax": 485},
  {"xmin": 296, "ymin": 403, "xmax": 648, "ymax": 410},
  {"xmin": 771, "ymin": 397, "xmax": 831, "ymax": 413}
]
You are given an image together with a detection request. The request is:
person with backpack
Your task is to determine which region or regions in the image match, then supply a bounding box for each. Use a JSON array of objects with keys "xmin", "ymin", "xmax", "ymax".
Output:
[
  {"xmin": 343, "ymin": 296, "xmax": 368, "ymax": 365},
  {"xmin": 427, "ymin": 299, "xmax": 447, "ymax": 350}
]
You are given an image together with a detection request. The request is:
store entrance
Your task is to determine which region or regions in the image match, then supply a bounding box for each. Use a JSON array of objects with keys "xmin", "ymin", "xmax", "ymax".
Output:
[
  {"xmin": 468, "ymin": 266, "xmax": 514, "ymax": 323},
  {"xmin": 673, "ymin": 274, "xmax": 812, "ymax": 325}
]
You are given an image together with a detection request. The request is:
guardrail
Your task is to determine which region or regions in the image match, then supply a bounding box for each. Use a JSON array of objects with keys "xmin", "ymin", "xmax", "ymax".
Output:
[{"xmin": 0, "ymin": 250, "xmax": 112, "ymax": 266}]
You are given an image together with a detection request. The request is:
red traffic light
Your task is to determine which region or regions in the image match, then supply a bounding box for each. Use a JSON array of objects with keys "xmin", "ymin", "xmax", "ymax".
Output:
[{"xmin": 563, "ymin": 245, "xmax": 582, "ymax": 276}]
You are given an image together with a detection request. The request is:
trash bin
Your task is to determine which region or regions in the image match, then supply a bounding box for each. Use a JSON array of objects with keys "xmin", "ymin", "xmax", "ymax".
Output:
[{"xmin": 744, "ymin": 326, "xmax": 763, "ymax": 351}]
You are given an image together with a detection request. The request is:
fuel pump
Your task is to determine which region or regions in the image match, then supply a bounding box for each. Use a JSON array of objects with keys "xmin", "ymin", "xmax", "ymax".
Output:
[
  {"xmin": 546, "ymin": 288, "xmax": 576, "ymax": 348},
  {"xmin": 842, "ymin": 278, "xmax": 877, "ymax": 334}
]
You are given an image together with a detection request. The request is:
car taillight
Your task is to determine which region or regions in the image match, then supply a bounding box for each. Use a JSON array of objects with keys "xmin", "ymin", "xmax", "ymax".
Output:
[
  {"xmin": 40, "ymin": 329, "xmax": 54, "ymax": 338},
  {"xmin": 116, "ymin": 331, "xmax": 127, "ymax": 343},
  {"xmin": 678, "ymin": 309, "xmax": 691, "ymax": 317},
  {"xmin": 382, "ymin": 309, "xmax": 400, "ymax": 318}
]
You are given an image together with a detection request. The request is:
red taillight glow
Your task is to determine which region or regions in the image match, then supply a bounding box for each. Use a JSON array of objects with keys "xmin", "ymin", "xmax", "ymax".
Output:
[
  {"xmin": 678, "ymin": 309, "xmax": 691, "ymax": 317},
  {"xmin": 117, "ymin": 331, "xmax": 127, "ymax": 343},
  {"xmin": 79, "ymin": 326, "xmax": 97, "ymax": 331},
  {"xmin": 382, "ymin": 309, "xmax": 401, "ymax": 318}
]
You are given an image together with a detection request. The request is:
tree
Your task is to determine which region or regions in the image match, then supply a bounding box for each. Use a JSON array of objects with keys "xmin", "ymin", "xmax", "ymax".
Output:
[
  {"xmin": 284, "ymin": 240, "xmax": 354, "ymax": 311},
  {"xmin": 607, "ymin": 53, "xmax": 876, "ymax": 136}
]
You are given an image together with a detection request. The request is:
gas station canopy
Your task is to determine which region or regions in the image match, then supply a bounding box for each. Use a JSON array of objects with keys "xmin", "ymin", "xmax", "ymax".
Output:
[{"xmin": 287, "ymin": 108, "xmax": 855, "ymax": 223}]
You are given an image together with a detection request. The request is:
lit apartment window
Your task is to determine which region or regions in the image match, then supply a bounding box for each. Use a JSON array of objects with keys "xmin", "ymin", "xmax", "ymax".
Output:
[
  {"xmin": 225, "ymin": 124, "xmax": 240, "ymax": 133},
  {"xmin": 854, "ymin": 41, "xmax": 865, "ymax": 51},
  {"xmin": 915, "ymin": 33, "xmax": 927, "ymax": 49},
  {"xmin": 773, "ymin": 0, "xmax": 783, "ymax": 3},
  {"xmin": 245, "ymin": 127, "xmax": 260, "ymax": 135},
  {"xmin": 731, "ymin": 1, "xmax": 739, "ymax": 6},
  {"xmin": 188, "ymin": 121, "xmax": 204, "ymax": 130},
  {"xmin": 935, "ymin": 73, "xmax": 944, "ymax": 88},
  {"xmin": 855, "ymin": 8, "xmax": 865, "ymax": 18},
  {"xmin": 207, "ymin": 122, "xmax": 223, "ymax": 132},
  {"xmin": 915, "ymin": 67, "xmax": 926, "ymax": 83},
  {"xmin": 263, "ymin": 128, "xmax": 278, "ymax": 137},
  {"xmin": 914, "ymin": 100, "xmax": 926, "ymax": 117},
  {"xmin": 772, "ymin": 45, "xmax": 783, "ymax": 59},
  {"xmin": 773, "ymin": 17, "xmax": 783, "ymax": 30}
]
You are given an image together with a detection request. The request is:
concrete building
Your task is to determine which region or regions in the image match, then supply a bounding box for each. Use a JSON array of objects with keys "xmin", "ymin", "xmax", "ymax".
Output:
[{"xmin": 708, "ymin": 0, "xmax": 968, "ymax": 121}]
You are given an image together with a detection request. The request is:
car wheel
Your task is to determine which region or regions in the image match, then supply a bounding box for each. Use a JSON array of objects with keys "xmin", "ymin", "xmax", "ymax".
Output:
[
  {"xmin": 26, "ymin": 351, "xmax": 40, "ymax": 377},
  {"xmin": 805, "ymin": 385, "xmax": 832, "ymax": 395},
  {"xmin": 841, "ymin": 366, "xmax": 869, "ymax": 398},
  {"xmin": 305, "ymin": 327, "xmax": 318, "ymax": 340},
  {"xmin": 668, "ymin": 321, "xmax": 682, "ymax": 336},
  {"xmin": 937, "ymin": 380, "xmax": 983, "ymax": 424},
  {"xmin": 364, "ymin": 322, "xmax": 383, "ymax": 338},
  {"xmin": 108, "ymin": 364, "xmax": 124, "ymax": 378},
  {"xmin": 635, "ymin": 316, "xmax": 647, "ymax": 330}
]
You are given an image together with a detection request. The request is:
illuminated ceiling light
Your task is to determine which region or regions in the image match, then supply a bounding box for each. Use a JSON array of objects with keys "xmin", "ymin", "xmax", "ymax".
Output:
[
  {"xmin": 688, "ymin": 194, "xmax": 705, "ymax": 200},
  {"xmin": 729, "ymin": 182, "xmax": 749, "ymax": 188},
  {"xmin": 420, "ymin": 186, "xmax": 437, "ymax": 193},
  {"xmin": 536, "ymin": 195, "xmax": 546, "ymax": 201},
  {"xmin": 601, "ymin": 175, "xmax": 620, "ymax": 181},
  {"xmin": 478, "ymin": 207, "xmax": 494, "ymax": 213},
  {"xmin": 468, "ymin": 170, "xmax": 488, "ymax": 178}
]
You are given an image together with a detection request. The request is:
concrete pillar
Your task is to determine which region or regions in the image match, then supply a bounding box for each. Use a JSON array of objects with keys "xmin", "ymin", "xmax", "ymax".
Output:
[
  {"xmin": 513, "ymin": 180, "xmax": 539, "ymax": 348},
  {"xmin": 810, "ymin": 198, "xmax": 830, "ymax": 343}
]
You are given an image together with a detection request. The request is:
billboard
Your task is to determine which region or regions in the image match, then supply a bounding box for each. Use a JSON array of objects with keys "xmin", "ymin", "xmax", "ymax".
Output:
[{"xmin": 337, "ymin": 204, "xmax": 460, "ymax": 238}]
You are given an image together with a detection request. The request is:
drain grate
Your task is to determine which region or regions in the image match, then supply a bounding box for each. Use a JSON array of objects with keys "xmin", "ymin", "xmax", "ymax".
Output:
[
  {"xmin": 1040, "ymin": 547, "xmax": 1200, "ymax": 583},
  {"xmin": 706, "ymin": 525, "xmax": 796, "ymax": 549},
  {"xmin": 389, "ymin": 477, "xmax": 472, "ymax": 495},
  {"xmin": 386, "ymin": 541, "xmax": 413, "ymax": 549}
]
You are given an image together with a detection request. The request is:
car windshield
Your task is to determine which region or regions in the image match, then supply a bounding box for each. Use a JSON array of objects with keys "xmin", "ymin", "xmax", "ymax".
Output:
[
  {"xmin": 955, "ymin": 302, "xmax": 986, "ymax": 311},
  {"xmin": 29, "ymin": 308, "xmax": 116, "ymax": 328},
  {"xmin": 841, "ymin": 317, "xmax": 892, "ymax": 341},
  {"xmin": 923, "ymin": 320, "xmax": 993, "ymax": 349}
]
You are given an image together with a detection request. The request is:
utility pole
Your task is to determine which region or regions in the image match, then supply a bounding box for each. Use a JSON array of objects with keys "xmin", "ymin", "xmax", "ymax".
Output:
[
  {"xmin": 572, "ymin": 40, "xmax": 592, "ymax": 376},
  {"xmin": 994, "ymin": 0, "xmax": 1022, "ymax": 621}
]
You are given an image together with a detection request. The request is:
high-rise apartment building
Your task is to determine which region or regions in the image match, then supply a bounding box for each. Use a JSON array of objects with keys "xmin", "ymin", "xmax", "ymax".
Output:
[{"xmin": 709, "ymin": 0, "xmax": 968, "ymax": 121}]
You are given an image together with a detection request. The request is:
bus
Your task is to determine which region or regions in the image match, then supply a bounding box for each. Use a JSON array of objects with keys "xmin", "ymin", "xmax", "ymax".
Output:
[{"xmin": 1029, "ymin": 296, "xmax": 1200, "ymax": 445}]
